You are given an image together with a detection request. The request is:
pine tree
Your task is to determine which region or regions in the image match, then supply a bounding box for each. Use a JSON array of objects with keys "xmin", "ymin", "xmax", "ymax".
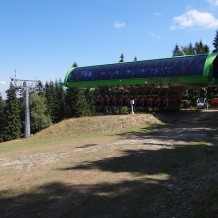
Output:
[
  {"xmin": 30, "ymin": 93, "xmax": 52, "ymax": 134},
  {"xmin": 53, "ymin": 79, "xmax": 65, "ymax": 122},
  {"xmin": 84, "ymin": 88, "xmax": 96, "ymax": 115},
  {"xmin": 194, "ymin": 40, "xmax": 210, "ymax": 54},
  {"xmin": 172, "ymin": 41, "xmax": 210, "ymax": 57},
  {"xmin": 119, "ymin": 53, "xmax": 124, "ymax": 62},
  {"xmin": 2, "ymin": 83, "xmax": 22, "ymax": 141},
  {"xmin": 35, "ymin": 80, "xmax": 44, "ymax": 93},
  {"xmin": 73, "ymin": 88, "xmax": 91, "ymax": 117},
  {"xmin": 213, "ymin": 29, "xmax": 218, "ymax": 52},
  {"xmin": 65, "ymin": 87, "xmax": 74, "ymax": 118},
  {"xmin": 182, "ymin": 42, "xmax": 195, "ymax": 55},
  {"xmin": 0, "ymin": 93, "xmax": 4, "ymax": 142},
  {"xmin": 44, "ymin": 81, "xmax": 56, "ymax": 122},
  {"xmin": 172, "ymin": 44, "xmax": 183, "ymax": 56},
  {"xmin": 72, "ymin": 62, "xmax": 78, "ymax": 67},
  {"xmin": 134, "ymin": 57, "xmax": 137, "ymax": 61},
  {"xmin": 65, "ymin": 87, "xmax": 91, "ymax": 118},
  {"xmin": 173, "ymin": 40, "xmax": 211, "ymax": 108}
]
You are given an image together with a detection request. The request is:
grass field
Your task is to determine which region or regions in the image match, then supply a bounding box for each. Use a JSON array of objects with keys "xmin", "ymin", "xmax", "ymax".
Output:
[{"xmin": 0, "ymin": 112, "xmax": 218, "ymax": 217}]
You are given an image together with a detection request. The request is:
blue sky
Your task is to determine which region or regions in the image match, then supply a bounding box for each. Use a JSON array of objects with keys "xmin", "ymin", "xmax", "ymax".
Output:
[{"xmin": 1, "ymin": 0, "xmax": 218, "ymax": 97}]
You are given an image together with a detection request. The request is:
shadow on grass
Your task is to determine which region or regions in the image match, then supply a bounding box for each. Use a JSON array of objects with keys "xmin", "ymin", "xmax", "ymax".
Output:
[
  {"xmin": 76, "ymin": 143, "xmax": 97, "ymax": 149},
  {"xmin": 62, "ymin": 144, "xmax": 207, "ymax": 176},
  {"xmin": 60, "ymin": 111, "xmax": 218, "ymax": 176},
  {"xmin": 58, "ymin": 110, "xmax": 218, "ymax": 217},
  {"xmin": 1, "ymin": 144, "xmax": 216, "ymax": 217},
  {"xmin": 0, "ymin": 181, "xmax": 167, "ymax": 218},
  {"xmin": 1, "ymin": 110, "xmax": 218, "ymax": 217},
  {"xmin": 117, "ymin": 110, "xmax": 218, "ymax": 142}
]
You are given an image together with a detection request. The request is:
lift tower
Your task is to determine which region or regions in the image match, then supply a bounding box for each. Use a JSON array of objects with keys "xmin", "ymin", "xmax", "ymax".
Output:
[{"xmin": 11, "ymin": 77, "xmax": 40, "ymax": 138}]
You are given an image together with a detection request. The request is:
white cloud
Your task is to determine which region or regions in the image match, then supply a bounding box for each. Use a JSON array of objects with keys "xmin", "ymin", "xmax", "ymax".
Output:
[
  {"xmin": 171, "ymin": 9, "xmax": 218, "ymax": 30},
  {"xmin": 207, "ymin": 0, "xmax": 218, "ymax": 6},
  {"xmin": 154, "ymin": 12, "xmax": 162, "ymax": 16},
  {"xmin": 0, "ymin": 81, "xmax": 7, "ymax": 85},
  {"xmin": 149, "ymin": 32, "xmax": 160, "ymax": 38},
  {"xmin": 114, "ymin": 21, "xmax": 125, "ymax": 29}
]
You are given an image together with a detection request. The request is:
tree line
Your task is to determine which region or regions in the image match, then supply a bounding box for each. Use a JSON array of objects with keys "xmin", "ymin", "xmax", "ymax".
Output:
[
  {"xmin": 0, "ymin": 80, "xmax": 96, "ymax": 142},
  {"xmin": 1, "ymin": 30, "xmax": 218, "ymax": 142},
  {"xmin": 172, "ymin": 30, "xmax": 218, "ymax": 108}
]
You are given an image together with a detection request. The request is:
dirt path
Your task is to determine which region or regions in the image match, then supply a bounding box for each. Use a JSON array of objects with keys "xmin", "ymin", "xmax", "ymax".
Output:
[{"xmin": 1, "ymin": 110, "xmax": 218, "ymax": 217}]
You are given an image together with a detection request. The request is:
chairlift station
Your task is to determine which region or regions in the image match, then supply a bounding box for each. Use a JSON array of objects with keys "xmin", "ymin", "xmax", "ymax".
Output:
[{"xmin": 63, "ymin": 53, "xmax": 218, "ymax": 111}]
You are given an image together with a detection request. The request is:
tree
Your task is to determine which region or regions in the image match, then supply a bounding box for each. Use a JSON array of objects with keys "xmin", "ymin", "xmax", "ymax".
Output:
[
  {"xmin": 72, "ymin": 62, "xmax": 78, "ymax": 67},
  {"xmin": 35, "ymin": 80, "xmax": 44, "ymax": 93},
  {"xmin": 213, "ymin": 29, "xmax": 218, "ymax": 52},
  {"xmin": 65, "ymin": 87, "xmax": 91, "ymax": 118},
  {"xmin": 73, "ymin": 88, "xmax": 92, "ymax": 117},
  {"xmin": 172, "ymin": 44, "xmax": 183, "ymax": 56},
  {"xmin": 173, "ymin": 41, "xmax": 210, "ymax": 57},
  {"xmin": 134, "ymin": 57, "xmax": 137, "ymax": 61},
  {"xmin": 119, "ymin": 53, "xmax": 124, "ymax": 62},
  {"xmin": 182, "ymin": 42, "xmax": 195, "ymax": 55},
  {"xmin": 44, "ymin": 81, "xmax": 56, "ymax": 122},
  {"xmin": 30, "ymin": 93, "xmax": 52, "ymax": 134},
  {"xmin": 44, "ymin": 80, "xmax": 67, "ymax": 123},
  {"xmin": 65, "ymin": 87, "xmax": 75, "ymax": 118},
  {"xmin": 84, "ymin": 88, "xmax": 96, "ymax": 115},
  {"xmin": 194, "ymin": 40, "xmax": 210, "ymax": 54},
  {"xmin": 172, "ymin": 41, "xmax": 210, "ymax": 108},
  {"xmin": 0, "ymin": 93, "xmax": 4, "ymax": 142},
  {"xmin": 53, "ymin": 79, "xmax": 65, "ymax": 122},
  {"xmin": 2, "ymin": 83, "xmax": 22, "ymax": 141}
]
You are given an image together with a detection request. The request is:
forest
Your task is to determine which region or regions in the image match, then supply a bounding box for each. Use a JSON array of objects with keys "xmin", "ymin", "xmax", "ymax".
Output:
[{"xmin": 1, "ymin": 30, "xmax": 218, "ymax": 142}]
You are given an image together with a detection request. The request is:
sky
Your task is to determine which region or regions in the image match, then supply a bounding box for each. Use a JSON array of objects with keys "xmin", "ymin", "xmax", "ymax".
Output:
[{"xmin": 1, "ymin": 0, "xmax": 218, "ymax": 98}]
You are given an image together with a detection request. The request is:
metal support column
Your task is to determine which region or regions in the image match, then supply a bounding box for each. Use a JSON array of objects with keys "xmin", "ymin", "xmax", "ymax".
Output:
[{"xmin": 24, "ymin": 82, "xmax": 31, "ymax": 138}]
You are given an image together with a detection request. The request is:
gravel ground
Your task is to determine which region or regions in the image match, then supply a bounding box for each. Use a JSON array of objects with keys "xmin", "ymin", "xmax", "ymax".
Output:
[{"xmin": 0, "ymin": 110, "xmax": 218, "ymax": 217}]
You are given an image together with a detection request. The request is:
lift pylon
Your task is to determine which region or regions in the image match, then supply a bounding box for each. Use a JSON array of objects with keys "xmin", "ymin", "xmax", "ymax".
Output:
[{"xmin": 11, "ymin": 76, "xmax": 41, "ymax": 138}]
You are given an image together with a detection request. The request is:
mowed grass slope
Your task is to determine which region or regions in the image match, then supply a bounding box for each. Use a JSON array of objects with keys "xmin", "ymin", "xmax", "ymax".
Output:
[
  {"xmin": 0, "ymin": 114, "xmax": 161, "ymax": 154},
  {"xmin": 0, "ymin": 111, "xmax": 218, "ymax": 217}
]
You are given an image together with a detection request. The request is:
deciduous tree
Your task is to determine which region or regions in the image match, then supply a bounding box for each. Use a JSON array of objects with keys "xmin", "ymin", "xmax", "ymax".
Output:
[{"xmin": 30, "ymin": 93, "xmax": 52, "ymax": 134}]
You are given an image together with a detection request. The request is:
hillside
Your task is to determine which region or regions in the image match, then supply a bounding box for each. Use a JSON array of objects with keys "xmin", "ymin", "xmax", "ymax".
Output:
[
  {"xmin": 1, "ymin": 110, "xmax": 218, "ymax": 217},
  {"xmin": 34, "ymin": 110, "xmax": 215, "ymax": 139},
  {"xmin": 34, "ymin": 114, "xmax": 162, "ymax": 139}
]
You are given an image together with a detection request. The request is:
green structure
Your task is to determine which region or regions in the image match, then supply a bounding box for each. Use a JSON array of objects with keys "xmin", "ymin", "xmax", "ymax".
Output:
[
  {"xmin": 63, "ymin": 53, "xmax": 218, "ymax": 111},
  {"xmin": 64, "ymin": 53, "xmax": 218, "ymax": 88}
]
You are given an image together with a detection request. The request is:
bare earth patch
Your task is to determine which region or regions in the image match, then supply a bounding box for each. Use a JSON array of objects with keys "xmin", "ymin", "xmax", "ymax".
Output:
[{"xmin": 1, "ymin": 111, "xmax": 218, "ymax": 217}]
